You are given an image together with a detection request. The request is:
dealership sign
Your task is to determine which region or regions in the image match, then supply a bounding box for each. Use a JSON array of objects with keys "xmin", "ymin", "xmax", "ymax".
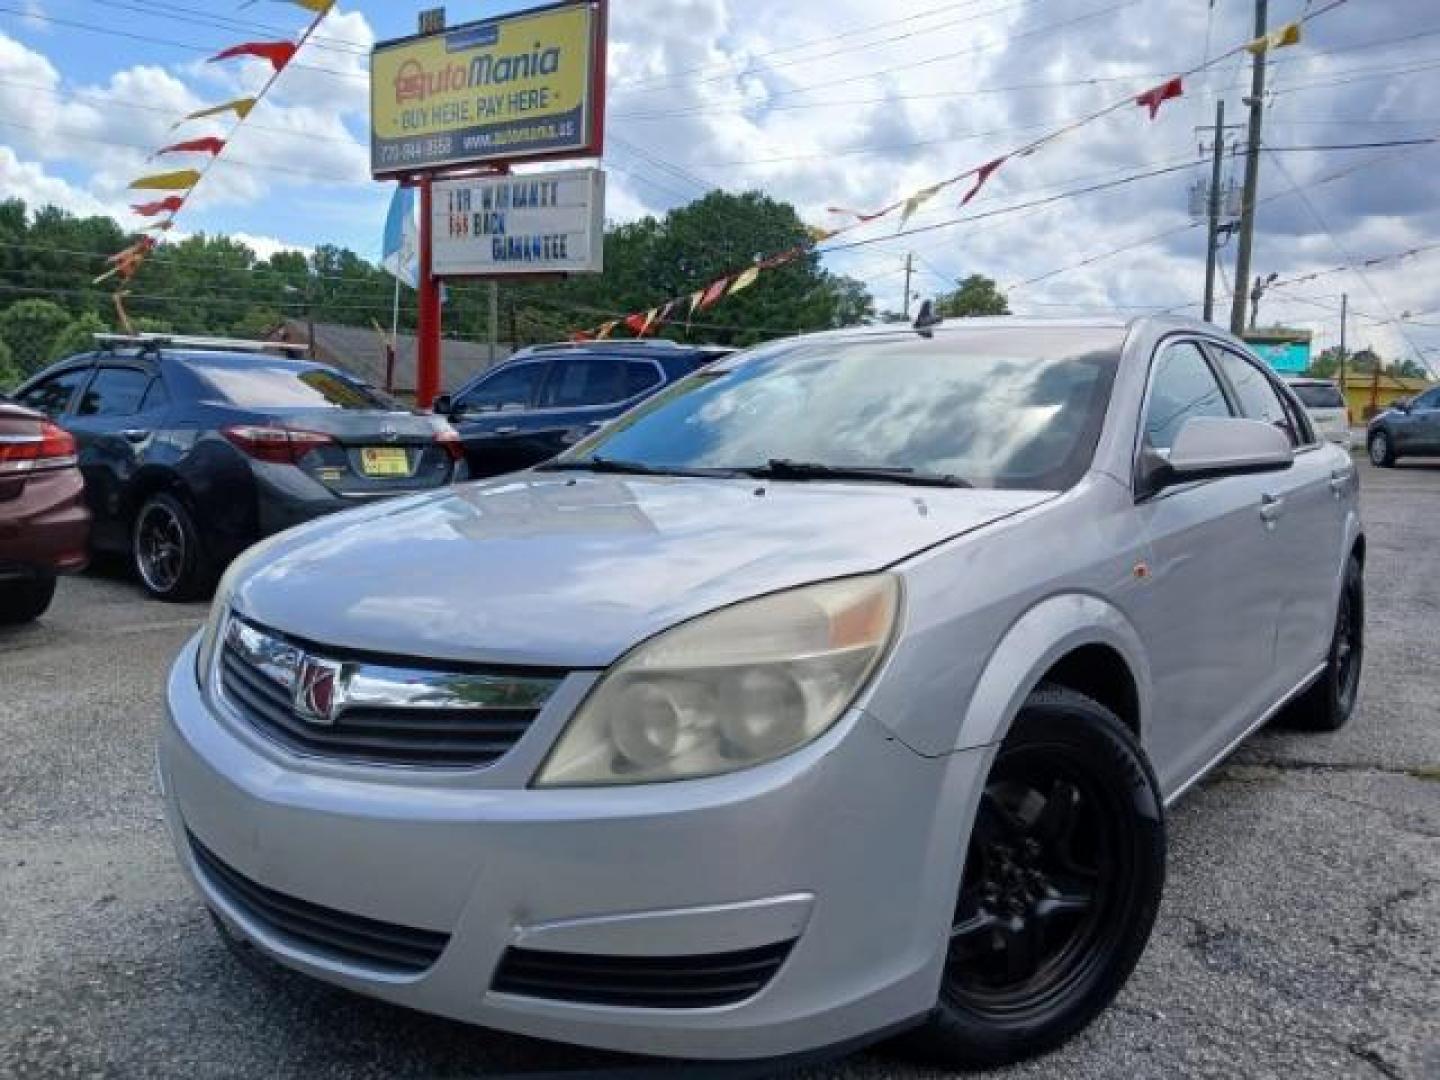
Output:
[
  {"xmin": 371, "ymin": 2, "xmax": 603, "ymax": 177},
  {"xmin": 432, "ymin": 168, "xmax": 605, "ymax": 276}
]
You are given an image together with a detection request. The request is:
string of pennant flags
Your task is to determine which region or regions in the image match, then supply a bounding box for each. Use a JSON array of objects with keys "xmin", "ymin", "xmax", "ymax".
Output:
[
  {"xmin": 566, "ymin": 4, "xmax": 1337, "ymax": 342},
  {"xmin": 94, "ymin": 0, "xmax": 337, "ymax": 303}
]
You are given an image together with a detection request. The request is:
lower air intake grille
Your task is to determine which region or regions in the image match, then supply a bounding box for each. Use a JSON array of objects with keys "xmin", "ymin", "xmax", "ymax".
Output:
[
  {"xmin": 491, "ymin": 940, "xmax": 796, "ymax": 1009},
  {"xmin": 189, "ymin": 832, "xmax": 449, "ymax": 975}
]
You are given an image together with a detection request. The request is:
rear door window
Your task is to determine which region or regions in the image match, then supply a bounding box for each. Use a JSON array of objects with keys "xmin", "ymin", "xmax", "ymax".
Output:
[
  {"xmin": 76, "ymin": 367, "xmax": 152, "ymax": 417},
  {"xmin": 15, "ymin": 367, "xmax": 91, "ymax": 416},
  {"xmin": 1143, "ymin": 341, "xmax": 1234, "ymax": 452},
  {"xmin": 539, "ymin": 355, "xmax": 631, "ymax": 409}
]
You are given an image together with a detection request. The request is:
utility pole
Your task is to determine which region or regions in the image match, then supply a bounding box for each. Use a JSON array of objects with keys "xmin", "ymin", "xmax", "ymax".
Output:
[
  {"xmin": 903, "ymin": 253, "xmax": 914, "ymax": 321},
  {"xmin": 1203, "ymin": 99, "xmax": 1226, "ymax": 323},
  {"xmin": 1230, "ymin": 0, "xmax": 1268, "ymax": 336},
  {"xmin": 488, "ymin": 281, "xmax": 499, "ymax": 366},
  {"xmin": 1338, "ymin": 291, "xmax": 1348, "ymax": 393}
]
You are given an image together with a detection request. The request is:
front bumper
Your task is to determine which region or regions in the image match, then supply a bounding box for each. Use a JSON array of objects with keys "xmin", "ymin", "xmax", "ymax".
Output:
[{"xmin": 160, "ymin": 637, "xmax": 989, "ymax": 1060}]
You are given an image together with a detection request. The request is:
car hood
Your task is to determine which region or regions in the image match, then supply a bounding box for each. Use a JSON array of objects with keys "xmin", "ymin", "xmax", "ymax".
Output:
[{"xmin": 231, "ymin": 473, "xmax": 1050, "ymax": 668}]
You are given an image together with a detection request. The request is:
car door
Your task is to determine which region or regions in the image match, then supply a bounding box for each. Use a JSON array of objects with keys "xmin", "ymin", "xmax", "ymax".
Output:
[
  {"xmin": 64, "ymin": 363, "xmax": 168, "ymax": 550},
  {"xmin": 1410, "ymin": 387, "xmax": 1440, "ymax": 452},
  {"xmin": 527, "ymin": 354, "xmax": 664, "ymax": 459},
  {"xmin": 1127, "ymin": 338, "xmax": 1291, "ymax": 794},
  {"xmin": 450, "ymin": 360, "xmax": 551, "ymax": 477},
  {"xmin": 1209, "ymin": 344, "xmax": 1345, "ymax": 686}
]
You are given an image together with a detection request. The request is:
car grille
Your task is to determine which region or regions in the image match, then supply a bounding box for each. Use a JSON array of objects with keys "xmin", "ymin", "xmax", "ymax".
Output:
[
  {"xmin": 188, "ymin": 831, "xmax": 449, "ymax": 975},
  {"xmin": 218, "ymin": 615, "xmax": 558, "ymax": 769},
  {"xmin": 490, "ymin": 940, "xmax": 796, "ymax": 1009}
]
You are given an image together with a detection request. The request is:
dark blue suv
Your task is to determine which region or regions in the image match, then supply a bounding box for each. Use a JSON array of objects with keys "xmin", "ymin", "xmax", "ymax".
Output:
[{"xmin": 435, "ymin": 341, "xmax": 732, "ymax": 478}]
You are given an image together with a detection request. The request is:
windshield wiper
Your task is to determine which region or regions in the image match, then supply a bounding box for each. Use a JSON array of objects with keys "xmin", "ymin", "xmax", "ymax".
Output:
[
  {"xmin": 744, "ymin": 458, "xmax": 973, "ymax": 488},
  {"xmin": 536, "ymin": 456, "xmax": 742, "ymax": 478}
]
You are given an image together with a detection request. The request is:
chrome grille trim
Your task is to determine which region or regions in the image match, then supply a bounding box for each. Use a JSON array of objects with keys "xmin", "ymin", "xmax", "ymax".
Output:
[{"xmin": 217, "ymin": 613, "xmax": 562, "ymax": 769}]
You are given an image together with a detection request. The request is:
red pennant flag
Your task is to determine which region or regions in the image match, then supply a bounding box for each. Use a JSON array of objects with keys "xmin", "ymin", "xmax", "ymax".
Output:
[
  {"xmin": 1135, "ymin": 76, "xmax": 1183, "ymax": 120},
  {"xmin": 155, "ymin": 137, "xmax": 226, "ymax": 157},
  {"xmin": 568, "ymin": 330, "xmax": 595, "ymax": 343},
  {"xmin": 697, "ymin": 277, "xmax": 730, "ymax": 312},
  {"xmin": 131, "ymin": 196, "xmax": 184, "ymax": 217},
  {"xmin": 961, "ymin": 157, "xmax": 1008, "ymax": 206},
  {"xmin": 826, "ymin": 206, "xmax": 886, "ymax": 223},
  {"xmin": 624, "ymin": 312, "xmax": 651, "ymax": 337},
  {"xmin": 209, "ymin": 41, "xmax": 299, "ymax": 72}
]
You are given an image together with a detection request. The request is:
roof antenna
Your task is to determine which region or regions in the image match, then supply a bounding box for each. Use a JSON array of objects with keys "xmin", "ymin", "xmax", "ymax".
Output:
[{"xmin": 913, "ymin": 298, "xmax": 943, "ymax": 338}]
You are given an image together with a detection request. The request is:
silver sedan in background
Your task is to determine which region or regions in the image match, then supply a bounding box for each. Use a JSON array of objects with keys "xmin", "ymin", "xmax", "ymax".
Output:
[{"xmin": 158, "ymin": 317, "xmax": 1363, "ymax": 1070}]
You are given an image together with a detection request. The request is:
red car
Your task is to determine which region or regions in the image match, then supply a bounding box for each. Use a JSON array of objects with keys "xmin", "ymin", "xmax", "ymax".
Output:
[{"xmin": 0, "ymin": 394, "xmax": 90, "ymax": 623}]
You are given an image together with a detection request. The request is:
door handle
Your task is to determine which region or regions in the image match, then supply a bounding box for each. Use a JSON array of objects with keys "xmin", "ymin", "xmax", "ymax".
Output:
[
  {"xmin": 121, "ymin": 429, "xmax": 151, "ymax": 443},
  {"xmin": 1329, "ymin": 468, "xmax": 1352, "ymax": 497},
  {"xmin": 493, "ymin": 425, "xmax": 519, "ymax": 435},
  {"xmin": 1259, "ymin": 493, "xmax": 1285, "ymax": 525}
]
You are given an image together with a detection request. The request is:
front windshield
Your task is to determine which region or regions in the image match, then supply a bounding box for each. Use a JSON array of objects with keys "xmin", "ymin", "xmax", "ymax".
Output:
[{"xmin": 560, "ymin": 327, "xmax": 1124, "ymax": 491}]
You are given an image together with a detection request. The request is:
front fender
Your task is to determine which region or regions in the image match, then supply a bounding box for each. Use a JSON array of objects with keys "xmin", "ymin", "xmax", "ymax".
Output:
[{"xmin": 953, "ymin": 592, "xmax": 1153, "ymax": 752}]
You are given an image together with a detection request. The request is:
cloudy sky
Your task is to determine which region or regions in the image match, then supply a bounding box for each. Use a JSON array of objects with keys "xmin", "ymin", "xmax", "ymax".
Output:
[{"xmin": 1, "ymin": 0, "xmax": 1436, "ymax": 367}]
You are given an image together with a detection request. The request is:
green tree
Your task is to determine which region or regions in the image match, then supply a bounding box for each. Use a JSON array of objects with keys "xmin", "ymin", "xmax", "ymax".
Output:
[
  {"xmin": 48, "ymin": 311, "xmax": 108, "ymax": 362},
  {"xmin": 0, "ymin": 338, "xmax": 20, "ymax": 392},
  {"xmin": 232, "ymin": 306, "xmax": 284, "ymax": 339},
  {"xmin": 935, "ymin": 274, "xmax": 1010, "ymax": 318},
  {"xmin": 0, "ymin": 299, "xmax": 73, "ymax": 375}
]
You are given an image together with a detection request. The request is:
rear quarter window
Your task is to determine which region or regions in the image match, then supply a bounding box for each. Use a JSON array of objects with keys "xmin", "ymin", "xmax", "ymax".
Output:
[{"xmin": 192, "ymin": 362, "xmax": 397, "ymax": 410}]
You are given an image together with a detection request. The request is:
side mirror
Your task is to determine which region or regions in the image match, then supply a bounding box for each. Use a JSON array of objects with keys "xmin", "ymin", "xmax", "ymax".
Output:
[
  {"xmin": 1140, "ymin": 417, "xmax": 1293, "ymax": 498},
  {"xmin": 1391, "ymin": 398, "xmax": 1411, "ymax": 413},
  {"xmin": 431, "ymin": 394, "xmax": 454, "ymax": 416}
]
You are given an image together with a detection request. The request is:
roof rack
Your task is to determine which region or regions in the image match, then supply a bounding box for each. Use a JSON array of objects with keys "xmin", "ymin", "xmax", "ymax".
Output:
[
  {"xmin": 525, "ymin": 339, "xmax": 688, "ymax": 353},
  {"xmin": 94, "ymin": 333, "xmax": 309, "ymax": 355}
]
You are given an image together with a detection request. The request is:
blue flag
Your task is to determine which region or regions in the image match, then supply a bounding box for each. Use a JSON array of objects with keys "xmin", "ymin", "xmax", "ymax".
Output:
[{"xmin": 381, "ymin": 185, "xmax": 418, "ymax": 289}]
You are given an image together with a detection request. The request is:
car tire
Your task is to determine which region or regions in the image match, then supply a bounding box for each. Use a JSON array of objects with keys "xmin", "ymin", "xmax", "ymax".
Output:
[
  {"xmin": 1367, "ymin": 430, "xmax": 1396, "ymax": 468},
  {"xmin": 132, "ymin": 492, "xmax": 214, "ymax": 602},
  {"xmin": 899, "ymin": 686, "xmax": 1166, "ymax": 1070},
  {"xmin": 0, "ymin": 574, "xmax": 58, "ymax": 625},
  {"xmin": 1280, "ymin": 555, "xmax": 1364, "ymax": 733}
]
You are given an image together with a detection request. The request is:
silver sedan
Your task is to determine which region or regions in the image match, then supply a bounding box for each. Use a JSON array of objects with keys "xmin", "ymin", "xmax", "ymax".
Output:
[{"xmin": 159, "ymin": 317, "xmax": 1363, "ymax": 1069}]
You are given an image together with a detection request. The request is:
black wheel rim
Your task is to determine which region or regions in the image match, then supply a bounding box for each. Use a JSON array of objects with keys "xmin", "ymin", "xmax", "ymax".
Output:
[
  {"xmin": 1335, "ymin": 574, "xmax": 1363, "ymax": 711},
  {"xmin": 944, "ymin": 746, "xmax": 1137, "ymax": 1020},
  {"xmin": 136, "ymin": 504, "xmax": 185, "ymax": 593}
]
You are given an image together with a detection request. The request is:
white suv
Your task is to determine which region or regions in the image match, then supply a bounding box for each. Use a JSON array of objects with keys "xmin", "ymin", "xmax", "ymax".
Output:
[{"xmin": 1286, "ymin": 377, "xmax": 1352, "ymax": 449}]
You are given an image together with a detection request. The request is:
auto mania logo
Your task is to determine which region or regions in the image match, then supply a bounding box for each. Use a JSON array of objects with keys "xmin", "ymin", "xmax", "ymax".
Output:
[{"xmin": 394, "ymin": 45, "xmax": 563, "ymax": 105}]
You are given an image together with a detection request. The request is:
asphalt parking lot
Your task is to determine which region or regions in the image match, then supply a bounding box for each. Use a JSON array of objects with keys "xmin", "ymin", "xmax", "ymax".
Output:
[{"xmin": 2, "ymin": 458, "xmax": 1437, "ymax": 1080}]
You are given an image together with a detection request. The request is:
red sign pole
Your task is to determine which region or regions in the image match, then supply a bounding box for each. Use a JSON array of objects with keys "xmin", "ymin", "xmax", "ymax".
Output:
[{"xmin": 416, "ymin": 176, "xmax": 441, "ymax": 409}]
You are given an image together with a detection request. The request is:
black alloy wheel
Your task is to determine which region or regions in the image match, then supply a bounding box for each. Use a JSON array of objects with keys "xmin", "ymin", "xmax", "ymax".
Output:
[
  {"xmin": 1283, "ymin": 554, "xmax": 1364, "ymax": 732},
  {"xmin": 902, "ymin": 687, "xmax": 1165, "ymax": 1069},
  {"xmin": 133, "ymin": 492, "xmax": 212, "ymax": 602}
]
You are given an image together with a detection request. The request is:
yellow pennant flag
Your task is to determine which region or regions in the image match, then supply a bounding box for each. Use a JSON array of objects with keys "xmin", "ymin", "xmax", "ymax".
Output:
[
  {"xmin": 130, "ymin": 169, "xmax": 201, "ymax": 191},
  {"xmin": 805, "ymin": 225, "xmax": 836, "ymax": 244},
  {"xmin": 728, "ymin": 266, "xmax": 761, "ymax": 295},
  {"xmin": 1246, "ymin": 21, "xmax": 1301, "ymax": 54},
  {"xmin": 596, "ymin": 320, "xmax": 618, "ymax": 341},
  {"xmin": 899, "ymin": 183, "xmax": 944, "ymax": 228},
  {"xmin": 176, "ymin": 98, "xmax": 256, "ymax": 127},
  {"xmin": 689, "ymin": 289, "xmax": 706, "ymax": 315}
]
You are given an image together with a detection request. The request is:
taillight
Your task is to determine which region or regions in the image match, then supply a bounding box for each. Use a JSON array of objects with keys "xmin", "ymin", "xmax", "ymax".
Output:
[
  {"xmin": 222, "ymin": 425, "xmax": 335, "ymax": 464},
  {"xmin": 0, "ymin": 421, "xmax": 78, "ymax": 475},
  {"xmin": 435, "ymin": 428, "xmax": 465, "ymax": 462}
]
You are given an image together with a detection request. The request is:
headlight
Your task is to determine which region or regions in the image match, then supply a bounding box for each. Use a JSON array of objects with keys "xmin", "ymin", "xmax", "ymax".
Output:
[
  {"xmin": 194, "ymin": 580, "xmax": 232, "ymax": 691},
  {"xmin": 535, "ymin": 574, "xmax": 900, "ymax": 787}
]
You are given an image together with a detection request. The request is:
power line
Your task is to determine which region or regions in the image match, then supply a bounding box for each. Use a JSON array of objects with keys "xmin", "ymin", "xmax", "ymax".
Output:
[
  {"xmin": 69, "ymin": 0, "xmax": 371, "ymax": 56},
  {"xmin": 612, "ymin": 0, "xmax": 1040, "ymax": 96},
  {"xmin": 0, "ymin": 5, "xmax": 366, "ymax": 80}
]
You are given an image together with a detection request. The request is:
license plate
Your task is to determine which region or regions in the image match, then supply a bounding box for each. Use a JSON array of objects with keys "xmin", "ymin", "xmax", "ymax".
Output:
[{"xmin": 359, "ymin": 447, "xmax": 410, "ymax": 477}]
